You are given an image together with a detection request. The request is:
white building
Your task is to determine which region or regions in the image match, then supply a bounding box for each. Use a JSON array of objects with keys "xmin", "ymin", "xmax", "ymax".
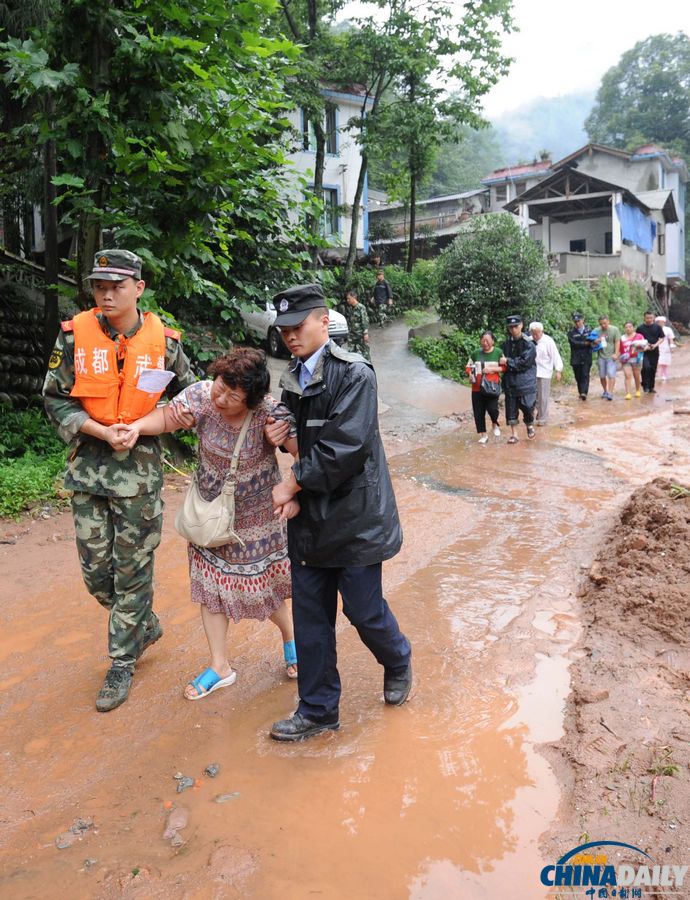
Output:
[
  {"xmin": 483, "ymin": 143, "xmax": 688, "ymax": 303},
  {"xmin": 285, "ymin": 86, "xmax": 373, "ymax": 256}
]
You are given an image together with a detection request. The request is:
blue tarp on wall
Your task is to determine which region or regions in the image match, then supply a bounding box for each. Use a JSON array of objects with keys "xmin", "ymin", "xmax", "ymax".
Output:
[{"xmin": 615, "ymin": 202, "xmax": 657, "ymax": 253}]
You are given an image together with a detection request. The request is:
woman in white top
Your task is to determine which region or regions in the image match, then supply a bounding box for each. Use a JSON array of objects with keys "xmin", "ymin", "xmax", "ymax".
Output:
[{"xmin": 655, "ymin": 316, "xmax": 675, "ymax": 382}]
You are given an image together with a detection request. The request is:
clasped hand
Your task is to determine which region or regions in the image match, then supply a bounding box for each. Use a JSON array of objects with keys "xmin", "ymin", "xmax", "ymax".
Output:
[
  {"xmin": 103, "ymin": 424, "xmax": 132, "ymax": 451},
  {"xmin": 264, "ymin": 415, "xmax": 290, "ymax": 447}
]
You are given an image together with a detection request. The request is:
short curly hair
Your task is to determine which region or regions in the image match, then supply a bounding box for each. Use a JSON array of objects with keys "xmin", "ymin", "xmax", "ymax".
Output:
[{"xmin": 207, "ymin": 346, "xmax": 270, "ymax": 409}]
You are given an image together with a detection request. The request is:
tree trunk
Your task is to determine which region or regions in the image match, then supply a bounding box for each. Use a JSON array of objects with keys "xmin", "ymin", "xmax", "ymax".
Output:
[
  {"xmin": 406, "ymin": 168, "xmax": 417, "ymax": 273},
  {"xmin": 344, "ymin": 151, "xmax": 368, "ymax": 278},
  {"xmin": 75, "ymin": 10, "xmax": 110, "ymax": 308},
  {"xmin": 42, "ymin": 114, "xmax": 60, "ymax": 368},
  {"xmin": 310, "ymin": 119, "xmax": 326, "ymax": 267}
]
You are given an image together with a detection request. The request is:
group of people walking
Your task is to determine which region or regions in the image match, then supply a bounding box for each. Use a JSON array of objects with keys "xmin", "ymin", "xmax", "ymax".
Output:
[
  {"xmin": 44, "ymin": 249, "xmax": 411, "ymax": 741},
  {"xmin": 468, "ymin": 309, "xmax": 675, "ymax": 443},
  {"xmin": 568, "ymin": 310, "xmax": 674, "ymax": 400}
]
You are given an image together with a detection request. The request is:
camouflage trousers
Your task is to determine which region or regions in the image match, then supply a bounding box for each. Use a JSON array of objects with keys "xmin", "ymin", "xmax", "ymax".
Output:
[
  {"xmin": 71, "ymin": 491, "xmax": 164, "ymax": 670},
  {"xmin": 349, "ymin": 336, "xmax": 371, "ymax": 361}
]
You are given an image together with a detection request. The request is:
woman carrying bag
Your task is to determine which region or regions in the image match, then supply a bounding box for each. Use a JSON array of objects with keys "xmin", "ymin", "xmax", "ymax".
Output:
[
  {"xmin": 121, "ymin": 347, "xmax": 299, "ymax": 699},
  {"xmin": 466, "ymin": 330, "xmax": 505, "ymax": 444}
]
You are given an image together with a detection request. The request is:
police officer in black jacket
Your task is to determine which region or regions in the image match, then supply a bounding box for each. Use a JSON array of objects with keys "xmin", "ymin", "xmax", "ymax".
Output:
[
  {"xmin": 265, "ymin": 283, "xmax": 412, "ymax": 742},
  {"xmin": 500, "ymin": 314, "xmax": 537, "ymax": 443},
  {"xmin": 567, "ymin": 312, "xmax": 596, "ymax": 400}
]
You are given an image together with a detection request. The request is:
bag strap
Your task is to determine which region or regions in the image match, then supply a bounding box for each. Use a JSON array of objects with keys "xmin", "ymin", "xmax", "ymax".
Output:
[{"xmin": 222, "ymin": 410, "xmax": 254, "ymax": 485}]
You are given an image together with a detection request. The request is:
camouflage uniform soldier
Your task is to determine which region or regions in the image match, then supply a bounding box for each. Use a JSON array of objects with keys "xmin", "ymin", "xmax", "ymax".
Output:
[
  {"xmin": 345, "ymin": 290, "xmax": 371, "ymax": 361},
  {"xmin": 43, "ymin": 249, "xmax": 195, "ymax": 711}
]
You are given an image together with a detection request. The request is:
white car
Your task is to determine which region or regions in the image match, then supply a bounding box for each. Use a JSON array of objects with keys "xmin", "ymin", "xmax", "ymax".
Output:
[{"xmin": 240, "ymin": 299, "xmax": 349, "ymax": 358}]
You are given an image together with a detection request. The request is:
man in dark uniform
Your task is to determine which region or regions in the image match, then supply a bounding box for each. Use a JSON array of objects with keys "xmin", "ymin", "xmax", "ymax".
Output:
[
  {"xmin": 567, "ymin": 312, "xmax": 596, "ymax": 400},
  {"xmin": 265, "ymin": 283, "xmax": 412, "ymax": 741},
  {"xmin": 636, "ymin": 310, "xmax": 665, "ymax": 393},
  {"xmin": 499, "ymin": 314, "xmax": 537, "ymax": 443},
  {"xmin": 43, "ymin": 249, "xmax": 195, "ymax": 711},
  {"xmin": 370, "ymin": 270, "xmax": 393, "ymax": 325}
]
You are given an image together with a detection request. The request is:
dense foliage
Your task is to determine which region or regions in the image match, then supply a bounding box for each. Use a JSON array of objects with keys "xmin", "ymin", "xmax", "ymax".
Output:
[
  {"xmin": 320, "ymin": 261, "xmax": 437, "ymax": 312},
  {"xmin": 585, "ymin": 33, "xmax": 690, "ymax": 160},
  {"xmin": 0, "ymin": 0, "xmax": 311, "ymax": 319},
  {"xmin": 436, "ymin": 214, "xmax": 552, "ymax": 331},
  {"xmin": 0, "ymin": 409, "xmax": 67, "ymax": 517}
]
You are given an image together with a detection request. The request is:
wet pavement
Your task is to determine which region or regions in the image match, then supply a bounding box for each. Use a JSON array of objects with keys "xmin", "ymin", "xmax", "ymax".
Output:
[{"xmin": 1, "ymin": 322, "xmax": 686, "ymax": 899}]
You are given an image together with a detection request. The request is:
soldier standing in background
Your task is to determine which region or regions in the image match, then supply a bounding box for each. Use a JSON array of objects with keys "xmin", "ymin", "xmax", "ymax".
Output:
[
  {"xmin": 345, "ymin": 290, "xmax": 371, "ymax": 361},
  {"xmin": 370, "ymin": 270, "xmax": 393, "ymax": 326},
  {"xmin": 43, "ymin": 249, "xmax": 195, "ymax": 712}
]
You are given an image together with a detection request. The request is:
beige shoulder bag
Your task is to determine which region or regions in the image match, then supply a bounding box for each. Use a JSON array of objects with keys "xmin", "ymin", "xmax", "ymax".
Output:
[{"xmin": 174, "ymin": 410, "xmax": 253, "ymax": 548}]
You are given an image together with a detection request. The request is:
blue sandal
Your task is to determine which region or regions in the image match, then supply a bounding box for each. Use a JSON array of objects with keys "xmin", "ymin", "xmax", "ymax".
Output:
[
  {"xmin": 283, "ymin": 641, "xmax": 298, "ymax": 680},
  {"xmin": 185, "ymin": 667, "xmax": 237, "ymax": 700}
]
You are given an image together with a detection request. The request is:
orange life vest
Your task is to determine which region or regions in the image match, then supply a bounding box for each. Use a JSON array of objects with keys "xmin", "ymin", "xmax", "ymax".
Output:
[{"xmin": 64, "ymin": 308, "xmax": 172, "ymax": 425}]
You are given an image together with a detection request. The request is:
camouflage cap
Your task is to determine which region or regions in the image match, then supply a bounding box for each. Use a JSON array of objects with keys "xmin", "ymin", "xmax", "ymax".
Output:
[{"xmin": 86, "ymin": 249, "xmax": 142, "ymax": 282}]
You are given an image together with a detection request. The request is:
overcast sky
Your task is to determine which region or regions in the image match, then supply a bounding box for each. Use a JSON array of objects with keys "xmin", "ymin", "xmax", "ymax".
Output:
[
  {"xmin": 340, "ymin": 0, "xmax": 688, "ymax": 119},
  {"xmin": 483, "ymin": 0, "xmax": 689, "ymax": 117}
]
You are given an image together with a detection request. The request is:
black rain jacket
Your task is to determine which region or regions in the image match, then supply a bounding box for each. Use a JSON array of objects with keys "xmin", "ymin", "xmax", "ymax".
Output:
[
  {"xmin": 501, "ymin": 334, "xmax": 537, "ymax": 395},
  {"xmin": 280, "ymin": 341, "xmax": 402, "ymax": 567},
  {"xmin": 567, "ymin": 325, "xmax": 595, "ymax": 366}
]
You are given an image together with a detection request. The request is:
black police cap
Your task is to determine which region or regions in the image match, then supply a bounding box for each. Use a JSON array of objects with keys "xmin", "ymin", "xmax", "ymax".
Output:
[
  {"xmin": 506, "ymin": 314, "xmax": 523, "ymax": 326},
  {"xmin": 272, "ymin": 284, "xmax": 327, "ymax": 326}
]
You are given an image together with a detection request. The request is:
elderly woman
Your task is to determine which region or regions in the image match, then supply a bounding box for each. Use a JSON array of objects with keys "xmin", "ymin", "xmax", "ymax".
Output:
[
  {"xmin": 655, "ymin": 316, "xmax": 675, "ymax": 382},
  {"xmin": 529, "ymin": 322, "xmax": 563, "ymax": 425},
  {"xmin": 122, "ymin": 347, "xmax": 299, "ymax": 699}
]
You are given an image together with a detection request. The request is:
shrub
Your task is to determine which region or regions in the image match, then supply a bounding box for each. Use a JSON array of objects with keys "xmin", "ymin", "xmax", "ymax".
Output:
[
  {"xmin": 436, "ymin": 214, "xmax": 552, "ymax": 331},
  {"xmin": 0, "ymin": 452, "xmax": 67, "ymax": 518},
  {"xmin": 320, "ymin": 261, "xmax": 438, "ymax": 314},
  {"xmin": 0, "ymin": 409, "xmax": 67, "ymax": 517},
  {"xmin": 409, "ymin": 328, "xmax": 483, "ymax": 383}
]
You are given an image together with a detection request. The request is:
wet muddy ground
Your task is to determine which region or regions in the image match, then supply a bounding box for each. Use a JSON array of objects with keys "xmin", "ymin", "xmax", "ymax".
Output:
[{"xmin": 1, "ymin": 323, "xmax": 688, "ymax": 899}]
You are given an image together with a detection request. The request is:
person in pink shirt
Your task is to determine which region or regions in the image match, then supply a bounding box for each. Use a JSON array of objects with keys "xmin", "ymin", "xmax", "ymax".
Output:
[{"xmin": 619, "ymin": 321, "xmax": 646, "ymax": 400}]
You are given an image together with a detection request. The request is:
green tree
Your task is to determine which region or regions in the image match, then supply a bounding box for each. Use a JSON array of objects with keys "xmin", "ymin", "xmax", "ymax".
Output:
[
  {"xmin": 436, "ymin": 213, "xmax": 551, "ymax": 331},
  {"xmin": 371, "ymin": 1, "xmax": 513, "ymax": 272},
  {"xmin": 275, "ymin": 0, "xmax": 344, "ymax": 262},
  {"xmin": 1, "ymin": 0, "xmax": 308, "ymax": 325},
  {"xmin": 585, "ymin": 33, "xmax": 690, "ymax": 158}
]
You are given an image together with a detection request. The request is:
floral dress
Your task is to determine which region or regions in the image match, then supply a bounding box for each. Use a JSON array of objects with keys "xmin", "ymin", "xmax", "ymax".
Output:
[{"xmin": 170, "ymin": 381, "xmax": 293, "ymax": 621}]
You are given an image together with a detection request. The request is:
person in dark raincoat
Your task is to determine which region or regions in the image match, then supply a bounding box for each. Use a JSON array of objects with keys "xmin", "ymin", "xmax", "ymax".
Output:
[
  {"xmin": 500, "ymin": 314, "xmax": 537, "ymax": 444},
  {"xmin": 264, "ymin": 283, "xmax": 412, "ymax": 741}
]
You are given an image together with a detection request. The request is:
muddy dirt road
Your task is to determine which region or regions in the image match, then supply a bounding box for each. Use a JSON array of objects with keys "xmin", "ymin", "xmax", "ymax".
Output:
[{"xmin": 1, "ymin": 324, "xmax": 688, "ymax": 899}]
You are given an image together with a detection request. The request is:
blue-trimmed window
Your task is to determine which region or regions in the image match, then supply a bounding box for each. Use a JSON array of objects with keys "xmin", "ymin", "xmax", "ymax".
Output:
[
  {"xmin": 301, "ymin": 104, "xmax": 338, "ymax": 154},
  {"xmin": 323, "ymin": 188, "xmax": 339, "ymax": 236}
]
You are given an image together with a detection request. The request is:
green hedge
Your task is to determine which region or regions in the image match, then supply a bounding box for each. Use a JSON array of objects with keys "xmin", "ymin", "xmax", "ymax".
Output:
[
  {"xmin": 0, "ymin": 409, "xmax": 67, "ymax": 518},
  {"xmin": 319, "ymin": 261, "xmax": 438, "ymax": 313}
]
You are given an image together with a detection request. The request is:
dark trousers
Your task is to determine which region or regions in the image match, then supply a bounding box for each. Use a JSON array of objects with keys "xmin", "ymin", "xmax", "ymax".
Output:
[
  {"xmin": 571, "ymin": 362, "xmax": 591, "ymax": 396},
  {"xmin": 291, "ymin": 562, "xmax": 411, "ymax": 722},
  {"xmin": 641, "ymin": 349, "xmax": 659, "ymax": 391},
  {"xmin": 471, "ymin": 391, "xmax": 499, "ymax": 433},
  {"xmin": 504, "ymin": 390, "xmax": 536, "ymax": 426}
]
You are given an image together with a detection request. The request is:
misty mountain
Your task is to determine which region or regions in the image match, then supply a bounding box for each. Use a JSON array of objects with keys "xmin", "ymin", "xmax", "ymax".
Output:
[{"xmin": 490, "ymin": 90, "xmax": 596, "ymax": 165}]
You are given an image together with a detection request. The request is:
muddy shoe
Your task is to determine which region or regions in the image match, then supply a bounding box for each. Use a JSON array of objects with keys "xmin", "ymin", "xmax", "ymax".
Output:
[
  {"xmin": 384, "ymin": 662, "xmax": 413, "ymax": 706},
  {"xmin": 270, "ymin": 712, "xmax": 339, "ymax": 742},
  {"xmin": 96, "ymin": 667, "xmax": 133, "ymax": 712},
  {"xmin": 142, "ymin": 614, "xmax": 163, "ymax": 653}
]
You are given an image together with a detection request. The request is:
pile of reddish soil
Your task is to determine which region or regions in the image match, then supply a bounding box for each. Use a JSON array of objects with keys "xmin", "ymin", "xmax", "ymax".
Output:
[{"xmin": 545, "ymin": 478, "xmax": 690, "ymax": 867}]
